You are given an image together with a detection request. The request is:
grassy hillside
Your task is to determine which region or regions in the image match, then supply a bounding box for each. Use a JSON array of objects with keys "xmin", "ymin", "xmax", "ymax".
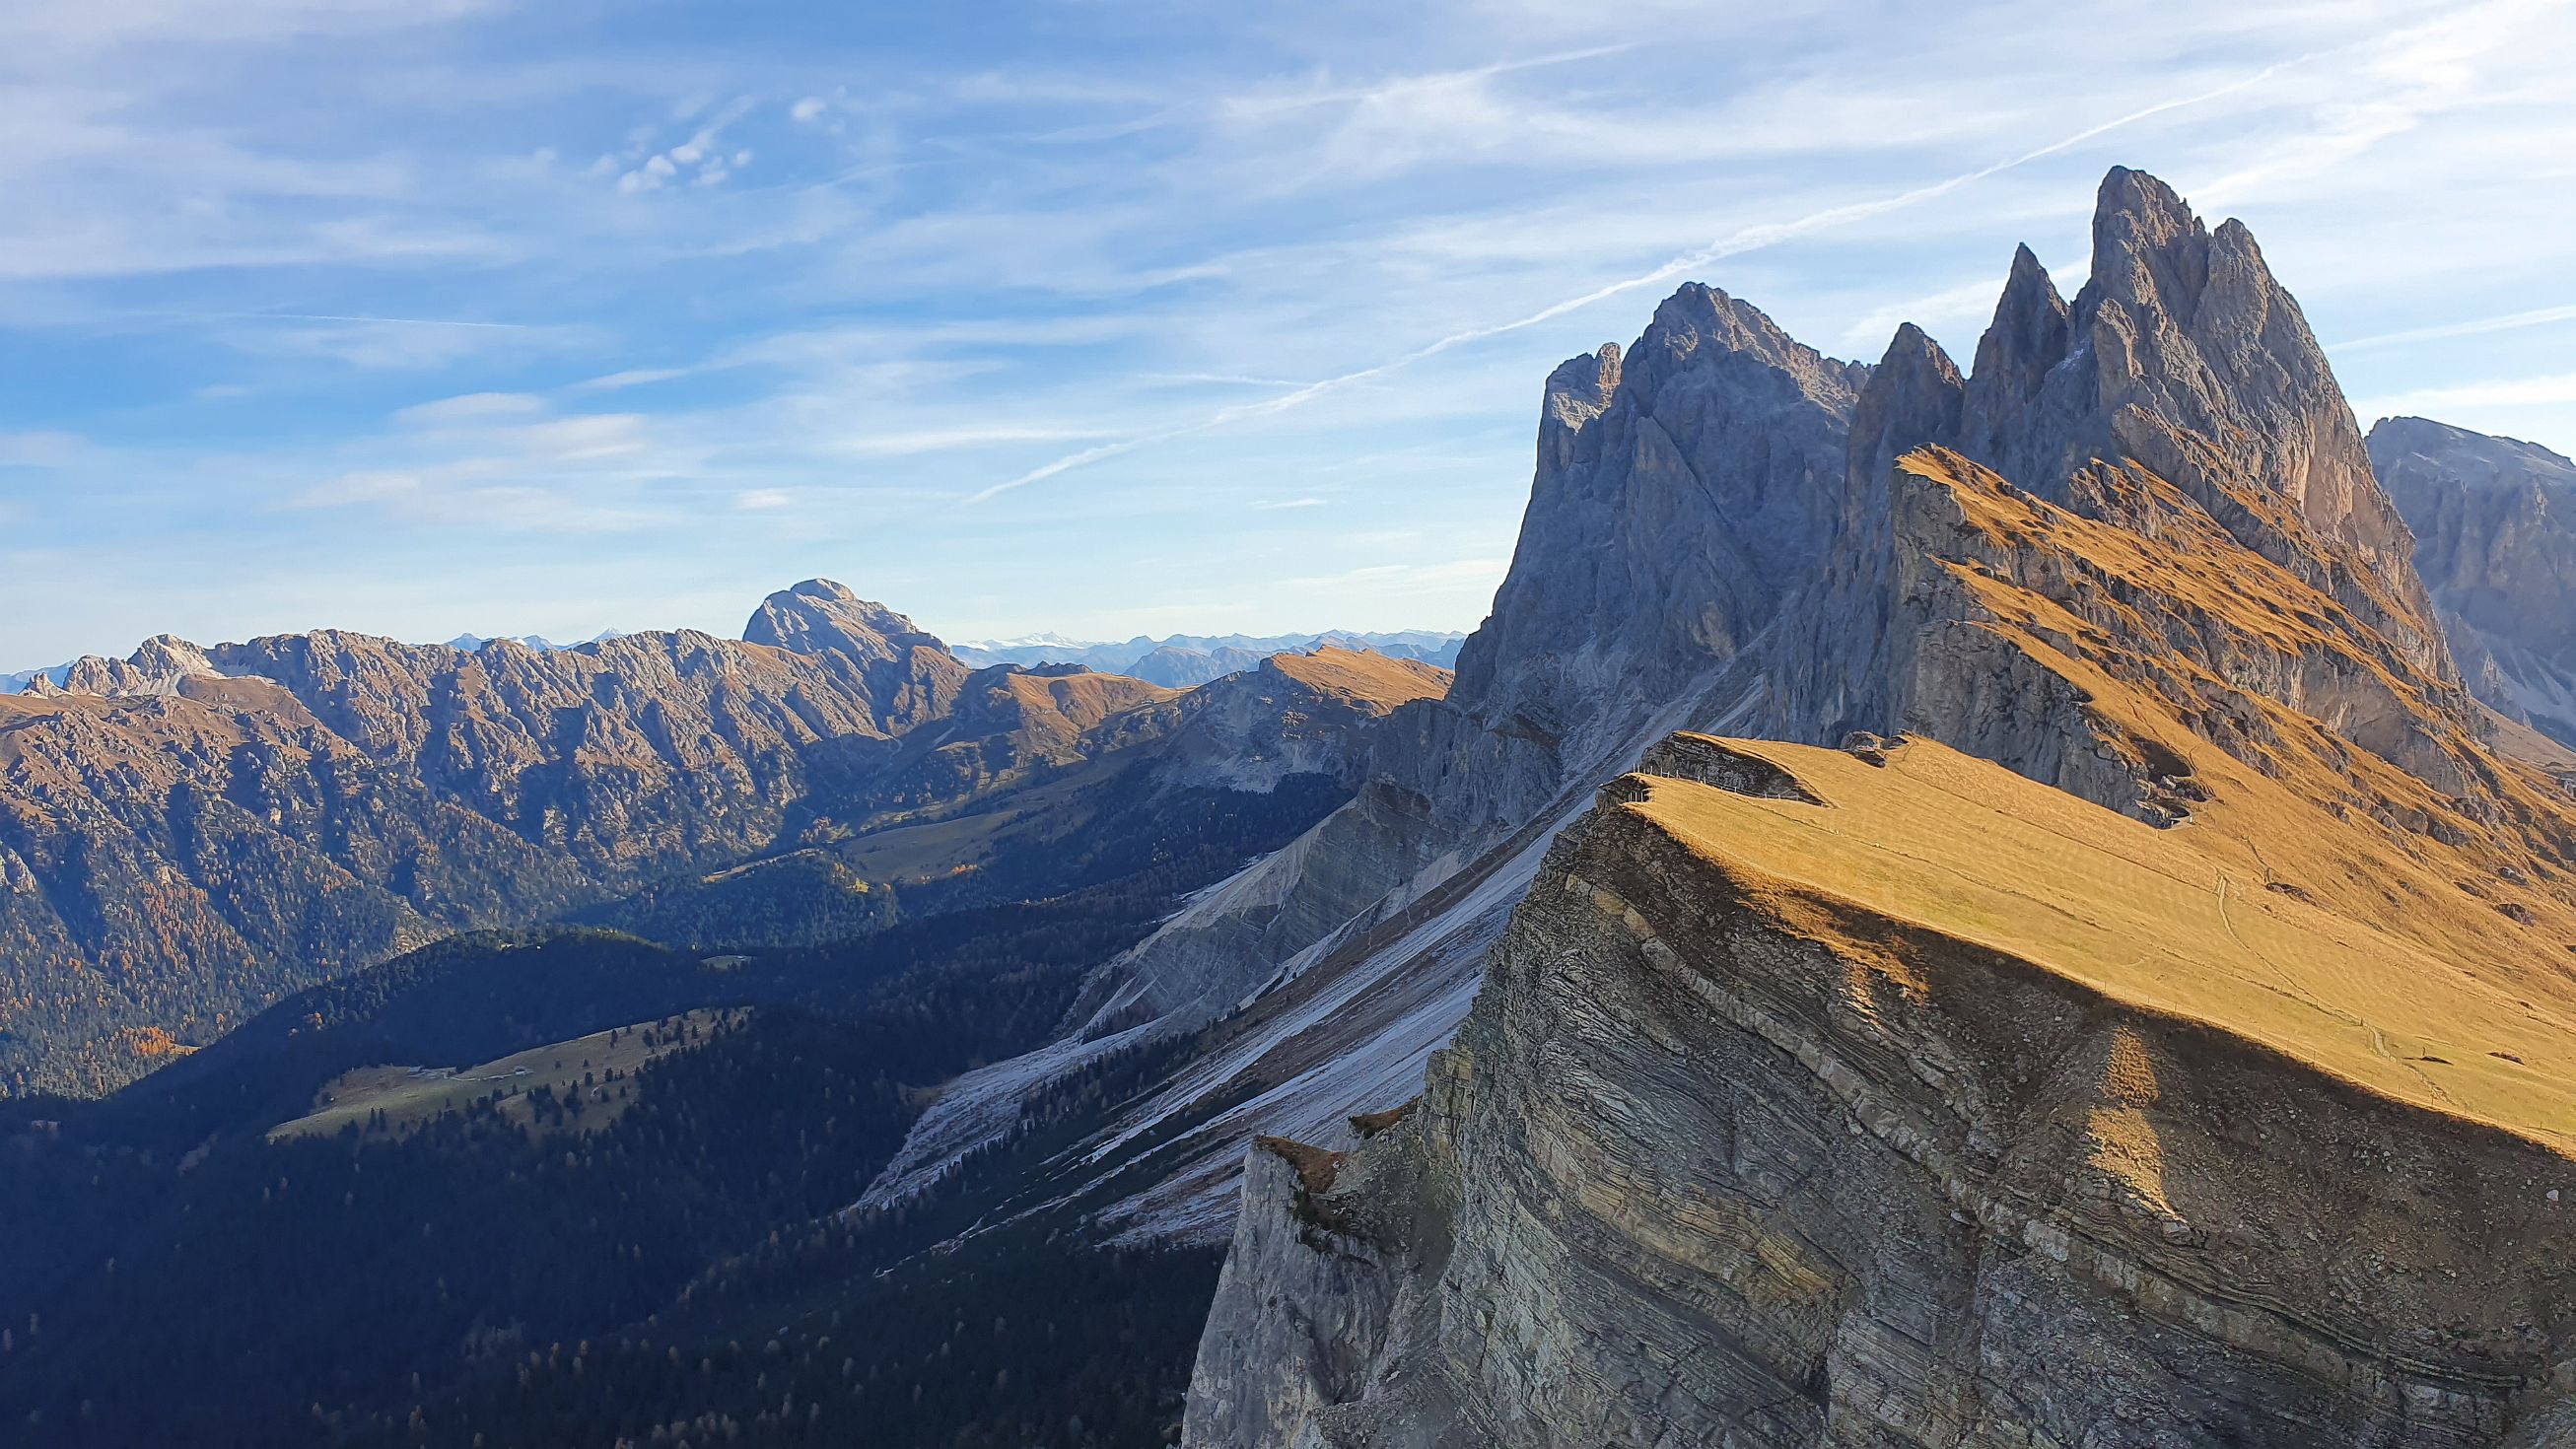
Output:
[{"xmin": 1633, "ymin": 734, "xmax": 2576, "ymax": 1150}]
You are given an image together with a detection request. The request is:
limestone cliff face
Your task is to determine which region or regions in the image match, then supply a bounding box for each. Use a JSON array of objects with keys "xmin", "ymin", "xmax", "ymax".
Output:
[
  {"xmin": 1077, "ymin": 286, "xmax": 1865, "ymax": 1039},
  {"xmin": 1445, "ymin": 286, "xmax": 1863, "ymax": 832},
  {"xmin": 1966, "ymin": 169, "xmax": 2445, "ymax": 674},
  {"xmin": 1186, "ymin": 741, "xmax": 2576, "ymax": 1449},
  {"xmin": 2371, "ymin": 417, "xmax": 2576, "ymax": 746}
]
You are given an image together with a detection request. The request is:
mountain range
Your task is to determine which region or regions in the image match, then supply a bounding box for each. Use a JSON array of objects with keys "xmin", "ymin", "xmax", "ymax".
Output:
[
  {"xmin": 0, "ymin": 585, "xmax": 1445, "ymax": 1095},
  {"xmin": 7, "ymin": 165, "xmax": 2576, "ymax": 1449},
  {"xmin": 952, "ymin": 629, "xmax": 1467, "ymax": 686},
  {"xmin": 0, "ymin": 627, "xmax": 1464, "ymax": 698}
]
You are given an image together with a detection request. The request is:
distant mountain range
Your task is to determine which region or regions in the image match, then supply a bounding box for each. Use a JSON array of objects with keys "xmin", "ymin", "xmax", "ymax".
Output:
[
  {"xmin": 0, "ymin": 663, "xmax": 69, "ymax": 694},
  {"xmin": 0, "ymin": 582, "xmax": 1447, "ymax": 1096},
  {"xmin": 2369, "ymin": 416, "xmax": 2576, "ymax": 747},
  {"xmin": 950, "ymin": 628, "xmax": 1465, "ymax": 684},
  {"xmin": 436, "ymin": 629, "xmax": 630, "ymax": 653},
  {"xmin": 3, "ymin": 627, "xmax": 1460, "ymax": 696}
]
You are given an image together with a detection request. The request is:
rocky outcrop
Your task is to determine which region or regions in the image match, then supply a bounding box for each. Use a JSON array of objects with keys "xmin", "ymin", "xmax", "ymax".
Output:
[
  {"xmin": 1060, "ymin": 288, "xmax": 1866, "ymax": 1051},
  {"xmin": 2371, "ymin": 417, "xmax": 2576, "ymax": 746},
  {"xmin": 1187, "ymin": 740, "xmax": 2576, "ymax": 1449},
  {"xmin": 850, "ymin": 285, "xmax": 1871, "ymax": 1223},
  {"xmin": 1956, "ymin": 169, "xmax": 2445, "ymax": 676},
  {"xmin": 1774, "ymin": 171, "xmax": 2483, "ymax": 810},
  {"xmin": 1448, "ymin": 286, "xmax": 1862, "ymax": 822}
]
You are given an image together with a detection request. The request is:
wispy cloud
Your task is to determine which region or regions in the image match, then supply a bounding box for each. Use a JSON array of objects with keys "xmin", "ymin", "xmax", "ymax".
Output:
[
  {"xmin": 2334, "ymin": 303, "xmax": 2576, "ymax": 352},
  {"xmin": 8, "ymin": 0, "xmax": 2576, "ymax": 662},
  {"xmin": 0, "ymin": 431, "xmax": 87, "ymax": 467},
  {"xmin": 968, "ymin": 53, "xmax": 2312, "ymax": 504},
  {"xmin": 394, "ymin": 391, "xmax": 548, "ymax": 427},
  {"xmin": 2354, "ymin": 372, "xmax": 2576, "ymax": 420}
]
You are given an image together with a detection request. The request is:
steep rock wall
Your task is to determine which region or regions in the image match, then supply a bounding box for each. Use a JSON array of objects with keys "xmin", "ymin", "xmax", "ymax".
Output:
[{"xmin": 1188, "ymin": 746, "xmax": 2576, "ymax": 1448}]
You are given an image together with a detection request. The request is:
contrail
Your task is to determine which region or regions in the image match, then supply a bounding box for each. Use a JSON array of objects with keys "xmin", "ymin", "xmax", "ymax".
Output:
[
  {"xmin": 966, "ymin": 57, "xmax": 2306, "ymax": 506},
  {"xmin": 251, "ymin": 312, "xmax": 529, "ymax": 328},
  {"xmin": 2334, "ymin": 303, "xmax": 2576, "ymax": 352},
  {"xmin": 123, "ymin": 310, "xmax": 530, "ymax": 329}
]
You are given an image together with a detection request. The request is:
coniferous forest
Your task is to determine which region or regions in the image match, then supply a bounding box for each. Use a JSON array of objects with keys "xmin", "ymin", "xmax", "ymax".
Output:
[{"xmin": 0, "ymin": 773, "xmax": 1342, "ymax": 1447}]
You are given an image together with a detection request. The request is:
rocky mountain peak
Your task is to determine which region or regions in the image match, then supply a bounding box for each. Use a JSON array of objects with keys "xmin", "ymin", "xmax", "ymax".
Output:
[
  {"xmin": 54, "ymin": 633, "xmax": 223, "ymax": 697},
  {"xmin": 742, "ymin": 580, "xmax": 966, "ymax": 733},
  {"xmin": 1758, "ymin": 166, "xmax": 2488, "ymax": 808},
  {"xmin": 1938, "ymin": 167, "xmax": 2453, "ymax": 696},
  {"xmin": 2083, "ymin": 165, "xmax": 2209, "ymax": 318},
  {"xmin": 1539, "ymin": 342, "xmax": 1621, "ymax": 471},
  {"xmin": 742, "ymin": 579, "xmax": 930, "ymax": 656},
  {"xmin": 1625, "ymin": 282, "xmax": 1866, "ymax": 405},
  {"xmin": 2370, "ymin": 416, "xmax": 2576, "ymax": 745},
  {"xmin": 1449, "ymin": 282, "xmax": 1862, "ymax": 751},
  {"xmin": 1961, "ymin": 242, "xmax": 2069, "ymax": 458},
  {"xmin": 1859, "ymin": 323, "xmax": 1966, "ymax": 464},
  {"xmin": 1543, "ymin": 342, "xmax": 1620, "ymax": 418}
]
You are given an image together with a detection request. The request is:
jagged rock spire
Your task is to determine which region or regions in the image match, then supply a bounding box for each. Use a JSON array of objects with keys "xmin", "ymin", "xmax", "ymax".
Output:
[
  {"xmin": 1450, "ymin": 284, "xmax": 1863, "ymax": 740},
  {"xmin": 1960, "ymin": 242, "xmax": 2068, "ymax": 463},
  {"xmin": 1771, "ymin": 322, "xmax": 1965, "ymax": 743}
]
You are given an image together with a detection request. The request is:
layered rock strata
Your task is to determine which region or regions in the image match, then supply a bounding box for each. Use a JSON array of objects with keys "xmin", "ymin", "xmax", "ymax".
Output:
[{"xmin": 1188, "ymin": 739, "xmax": 2576, "ymax": 1449}]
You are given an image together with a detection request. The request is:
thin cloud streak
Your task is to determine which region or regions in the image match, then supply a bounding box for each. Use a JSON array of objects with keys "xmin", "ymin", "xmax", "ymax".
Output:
[
  {"xmin": 966, "ymin": 54, "xmax": 2311, "ymax": 505},
  {"xmin": 114, "ymin": 310, "xmax": 535, "ymax": 330},
  {"xmin": 2335, "ymin": 303, "xmax": 2576, "ymax": 351}
]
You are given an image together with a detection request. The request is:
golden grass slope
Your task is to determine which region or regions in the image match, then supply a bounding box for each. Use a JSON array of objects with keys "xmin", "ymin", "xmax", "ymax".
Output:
[
  {"xmin": 1632, "ymin": 735, "xmax": 2576, "ymax": 1153},
  {"xmin": 1891, "ymin": 446, "xmax": 2576, "ymax": 963},
  {"xmin": 1264, "ymin": 647, "xmax": 1451, "ymax": 711}
]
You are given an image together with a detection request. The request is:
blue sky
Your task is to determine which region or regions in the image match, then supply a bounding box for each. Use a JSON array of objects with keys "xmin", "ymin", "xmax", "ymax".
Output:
[{"xmin": 4, "ymin": 0, "xmax": 2573, "ymax": 666}]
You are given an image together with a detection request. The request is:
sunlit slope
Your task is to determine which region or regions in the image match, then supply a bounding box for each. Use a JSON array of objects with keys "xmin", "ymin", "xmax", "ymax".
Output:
[
  {"xmin": 268, "ymin": 1008, "xmax": 739, "ymax": 1141},
  {"xmin": 1632, "ymin": 734, "xmax": 2576, "ymax": 1151},
  {"xmin": 1264, "ymin": 646, "xmax": 1452, "ymax": 707},
  {"xmin": 1880, "ymin": 448, "xmax": 2576, "ymax": 994}
]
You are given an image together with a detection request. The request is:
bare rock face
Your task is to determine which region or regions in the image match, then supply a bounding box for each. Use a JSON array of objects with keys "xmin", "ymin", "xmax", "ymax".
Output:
[
  {"xmin": 1450, "ymin": 285, "xmax": 1864, "ymax": 806},
  {"xmin": 1770, "ymin": 169, "xmax": 2483, "ymax": 813},
  {"xmin": 1939, "ymin": 169, "xmax": 2446, "ymax": 688},
  {"xmin": 2371, "ymin": 417, "xmax": 2576, "ymax": 746},
  {"xmin": 857, "ymin": 293, "xmax": 1867, "ymax": 1227},
  {"xmin": 1206, "ymin": 287, "xmax": 1864, "ymax": 976},
  {"xmin": 739, "ymin": 578, "xmax": 967, "ymax": 733},
  {"xmin": 1773, "ymin": 322, "xmax": 1964, "ymax": 745},
  {"xmin": 1060, "ymin": 286, "xmax": 1867, "ymax": 1038},
  {"xmin": 1186, "ymin": 743, "xmax": 2576, "ymax": 1449}
]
